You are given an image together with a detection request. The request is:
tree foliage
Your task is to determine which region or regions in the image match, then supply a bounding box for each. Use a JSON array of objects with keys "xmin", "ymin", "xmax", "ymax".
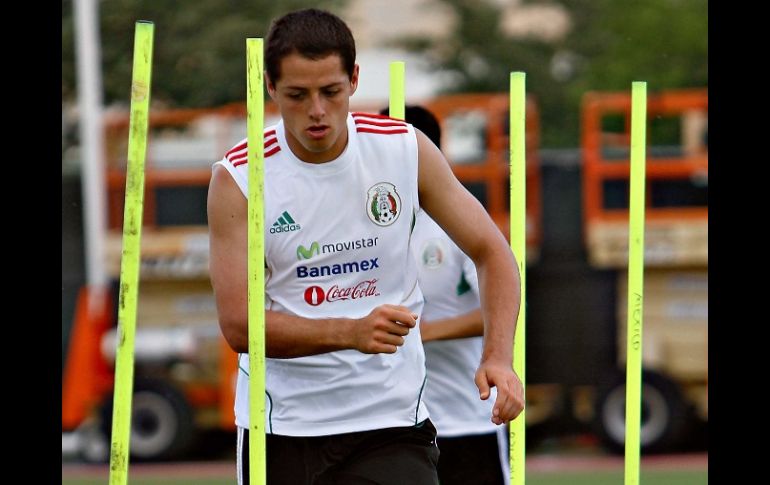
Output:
[
  {"xmin": 395, "ymin": 0, "xmax": 707, "ymax": 146},
  {"xmin": 62, "ymin": 0, "xmax": 707, "ymax": 146},
  {"xmin": 565, "ymin": 0, "xmax": 708, "ymax": 92},
  {"xmin": 62, "ymin": 0, "xmax": 347, "ymax": 108}
]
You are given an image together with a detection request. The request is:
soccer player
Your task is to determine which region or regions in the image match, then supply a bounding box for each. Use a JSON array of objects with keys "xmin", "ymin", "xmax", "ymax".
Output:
[{"xmin": 208, "ymin": 9, "xmax": 523, "ymax": 484}]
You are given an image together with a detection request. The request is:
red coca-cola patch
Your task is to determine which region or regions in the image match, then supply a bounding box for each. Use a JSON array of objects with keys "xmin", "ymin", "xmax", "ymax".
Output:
[
  {"xmin": 303, "ymin": 279, "xmax": 381, "ymax": 306},
  {"xmin": 304, "ymin": 286, "xmax": 325, "ymax": 306}
]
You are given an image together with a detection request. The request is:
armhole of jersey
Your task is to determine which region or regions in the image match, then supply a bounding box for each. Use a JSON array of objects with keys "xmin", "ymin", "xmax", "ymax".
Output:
[
  {"xmin": 462, "ymin": 256, "xmax": 481, "ymax": 297},
  {"xmin": 406, "ymin": 125, "xmax": 420, "ymax": 216},
  {"xmin": 213, "ymin": 159, "xmax": 248, "ymax": 199}
]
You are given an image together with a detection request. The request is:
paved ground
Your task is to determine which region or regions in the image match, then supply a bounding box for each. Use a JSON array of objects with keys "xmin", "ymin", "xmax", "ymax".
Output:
[{"xmin": 62, "ymin": 452, "xmax": 707, "ymax": 479}]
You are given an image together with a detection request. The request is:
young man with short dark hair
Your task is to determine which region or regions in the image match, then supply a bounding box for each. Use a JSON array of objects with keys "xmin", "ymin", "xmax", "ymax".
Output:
[{"xmin": 208, "ymin": 9, "xmax": 523, "ymax": 484}]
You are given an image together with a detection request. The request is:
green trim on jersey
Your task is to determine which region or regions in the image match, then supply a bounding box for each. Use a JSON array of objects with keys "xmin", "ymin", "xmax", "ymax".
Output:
[
  {"xmin": 266, "ymin": 391, "xmax": 274, "ymax": 434},
  {"xmin": 238, "ymin": 355, "xmax": 274, "ymax": 433},
  {"xmin": 238, "ymin": 354, "xmax": 249, "ymax": 376},
  {"xmin": 457, "ymin": 271, "xmax": 471, "ymax": 296},
  {"xmin": 414, "ymin": 372, "xmax": 428, "ymax": 425}
]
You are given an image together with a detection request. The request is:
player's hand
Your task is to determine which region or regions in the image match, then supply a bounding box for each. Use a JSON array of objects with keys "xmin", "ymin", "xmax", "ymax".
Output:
[
  {"xmin": 475, "ymin": 361, "xmax": 524, "ymax": 425},
  {"xmin": 352, "ymin": 304, "xmax": 417, "ymax": 354}
]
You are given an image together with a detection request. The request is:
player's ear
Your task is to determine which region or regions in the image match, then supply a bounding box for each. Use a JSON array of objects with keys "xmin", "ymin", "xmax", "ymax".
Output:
[
  {"xmin": 350, "ymin": 64, "xmax": 360, "ymax": 95},
  {"xmin": 266, "ymin": 71, "xmax": 277, "ymax": 100}
]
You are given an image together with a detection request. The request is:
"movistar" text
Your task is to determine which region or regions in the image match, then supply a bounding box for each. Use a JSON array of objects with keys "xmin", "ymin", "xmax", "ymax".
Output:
[
  {"xmin": 323, "ymin": 237, "xmax": 378, "ymax": 254},
  {"xmin": 297, "ymin": 237, "xmax": 379, "ymax": 260}
]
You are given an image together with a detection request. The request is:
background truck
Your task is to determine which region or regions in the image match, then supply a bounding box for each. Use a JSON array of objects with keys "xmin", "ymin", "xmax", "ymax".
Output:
[{"xmin": 581, "ymin": 88, "xmax": 708, "ymax": 453}]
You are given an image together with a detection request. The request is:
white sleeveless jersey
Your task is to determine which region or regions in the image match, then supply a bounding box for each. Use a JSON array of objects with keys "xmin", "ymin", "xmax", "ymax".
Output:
[
  {"xmin": 213, "ymin": 113, "xmax": 428, "ymax": 436},
  {"xmin": 412, "ymin": 210, "xmax": 497, "ymax": 437}
]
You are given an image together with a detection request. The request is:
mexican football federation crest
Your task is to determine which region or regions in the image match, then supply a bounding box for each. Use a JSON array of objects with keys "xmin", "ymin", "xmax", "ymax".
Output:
[
  {"xmin": 366, "ymin": 182, "xmax": 401, "ymax": 226},
  {"xmin": 421, "ymin": 239, "xmax": 445, "ymax": 269}
]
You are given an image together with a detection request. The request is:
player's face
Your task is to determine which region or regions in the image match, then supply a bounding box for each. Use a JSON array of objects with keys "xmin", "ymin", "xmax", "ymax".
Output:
[{"xmin": 267, "ymin": 53, "xmax": 359, "ymax": 164}]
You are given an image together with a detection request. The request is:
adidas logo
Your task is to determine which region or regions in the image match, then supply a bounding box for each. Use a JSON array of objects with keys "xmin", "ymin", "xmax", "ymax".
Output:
[{"xmin": 270, "ymin": 211, "xmax": 301, "ymax": 234}]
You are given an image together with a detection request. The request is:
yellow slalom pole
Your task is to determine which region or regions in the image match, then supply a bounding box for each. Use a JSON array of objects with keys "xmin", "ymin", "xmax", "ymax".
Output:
[
  {"xmin": 246, "ymin": 37, "xmax": 267, "ymax": 485},
  {"xmin": 509, "ymin": 71, "xmax": 526, "ymax": 485},
  {"xmin": 108, "ymin": 20, "xmax": 154, "ymax": 485},
  {"xmin": 624, "ymin": 81, "xmax": 647, "ymax": 485},
  {"xmin": 389, "ymin": 61, "xmax": 405, "ymax": 120}
]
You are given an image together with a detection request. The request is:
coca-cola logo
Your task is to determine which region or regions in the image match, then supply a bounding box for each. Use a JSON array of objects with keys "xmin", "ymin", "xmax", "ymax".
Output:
[
  {"xmin": 304, "ymin": 286, "xmax": 325, "ymax": 306},
  {"xmin": 303, "ymin": 279, "xmax": 381, "ymax": 306}
]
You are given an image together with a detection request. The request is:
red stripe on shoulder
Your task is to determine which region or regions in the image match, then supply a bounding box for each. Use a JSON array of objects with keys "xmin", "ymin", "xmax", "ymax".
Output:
[
  {"xmin": 265, "ymin": 136, "xmax": 278, "ymax": 149},
  {"xmin": 227, "ymin": 151, "xmax": 246, "ymax": 165},
  {"xmin": 225, "ymin": 129, "xmax": 276, "ymax": 156},
  {"xmin": 226, "ymin": 130, "xmax": 280, "ymax": 165},
  {"xmin": 225, "ymin": 141, "xmax": 247, "ymax": 158},
  {"xmin": 231, "ymin": 145, "xmax": 281, "ymax": 166},
  {"xmin": 356, "ymin": 127, "xmax": 409, "ymax": 135},
  {"xmin": 352, "ymin": 112, "xmax": 405, "ymax": 123},
  {"xmin": 353, "ymin": 118, "xmax": 408, "ymax": 128}
]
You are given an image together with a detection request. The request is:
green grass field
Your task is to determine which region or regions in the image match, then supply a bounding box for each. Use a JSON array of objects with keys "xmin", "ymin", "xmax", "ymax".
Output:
[
  {"xmin": 62, "ymin": 469, "xmax": 707, "ymax": 485},
  {"xmin": 528, "ymin": 470, "xmax": 708, "ymax": 484}
]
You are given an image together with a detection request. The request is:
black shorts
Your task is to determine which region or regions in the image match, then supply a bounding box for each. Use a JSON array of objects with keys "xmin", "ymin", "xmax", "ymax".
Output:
[
  {"xmin": 237, "ymin": 419, "xmax": 440, "ymax": 485},
  {"xmin": 435, "ymin": 430, "xmax": 508, "ymax": 485}
]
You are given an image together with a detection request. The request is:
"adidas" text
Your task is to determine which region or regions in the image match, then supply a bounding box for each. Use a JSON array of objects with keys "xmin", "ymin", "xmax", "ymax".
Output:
[{"xmin": 270, "ymin": 223, "xmax": 301, "ymax": 234}]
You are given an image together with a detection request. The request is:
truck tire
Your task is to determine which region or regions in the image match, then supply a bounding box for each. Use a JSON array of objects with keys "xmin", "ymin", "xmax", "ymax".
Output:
[
  {"xmin": 100, "ymin": 377, "xmax": 196, "ymax": 461},
  {"xmin": 593, "ymin": 369, "xmax": 691, "ymax": 454}
]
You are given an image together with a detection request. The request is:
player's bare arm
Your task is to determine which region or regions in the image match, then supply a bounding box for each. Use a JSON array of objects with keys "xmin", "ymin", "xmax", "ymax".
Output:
[
  {"xmin": 208, "ymin": 166, "xmax": 416, "ymax": 358},
  {"xmin": 420, "ymin": 308, "xmax": 483, "ymax": 342},
  {"xmin": 416, "ymin": 130, "xmax": 524, "ymax": 424}
]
